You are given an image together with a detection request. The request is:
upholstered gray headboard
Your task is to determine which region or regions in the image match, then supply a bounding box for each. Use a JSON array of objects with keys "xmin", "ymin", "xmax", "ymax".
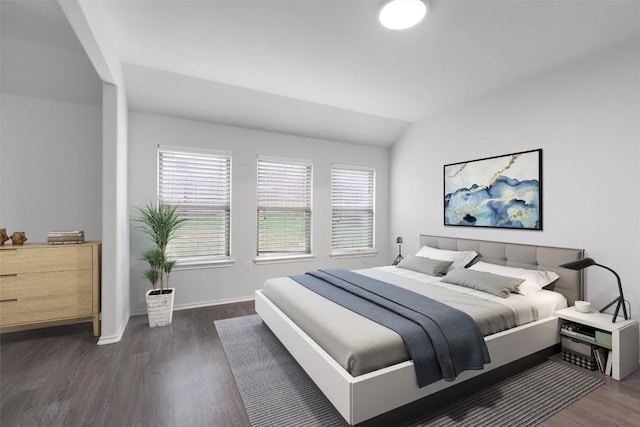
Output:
[{"xmin": 420, "ymin": 235, "xmax": 585, "ymax": 305}]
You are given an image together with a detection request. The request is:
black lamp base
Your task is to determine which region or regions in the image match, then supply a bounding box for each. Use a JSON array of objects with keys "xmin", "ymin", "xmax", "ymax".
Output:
[
  {"xmin": 392, "ymin": 254, "xmax": 403, "ymax": 266},
  {"xmin": 600, "ymin": 295, "xmax": 629, "ymax": 323}
]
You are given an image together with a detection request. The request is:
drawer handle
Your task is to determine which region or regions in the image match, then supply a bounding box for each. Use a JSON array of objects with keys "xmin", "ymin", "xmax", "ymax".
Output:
[
  {"xmin": 0, "ymin": 298, "xmax": 18, "ymax": 303},
  {"xmin": 0, "ymin": 274, "xmax": 18, "ymax": 278}
]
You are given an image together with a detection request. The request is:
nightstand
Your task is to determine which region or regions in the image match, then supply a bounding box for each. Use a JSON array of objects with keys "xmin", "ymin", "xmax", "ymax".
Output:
[{"xmin": 555, "ymin": 307, "xmax": 639, "ymax": 380}]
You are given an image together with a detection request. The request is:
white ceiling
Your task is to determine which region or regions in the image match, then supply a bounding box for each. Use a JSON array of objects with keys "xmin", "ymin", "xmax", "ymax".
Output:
[
  {"xmin": 1, "ymin": 0, "xmax": 84, "ymax": 52},
  {"xmin": 3, "ymin": 1, "xmax": 640, "ymax": 146}
]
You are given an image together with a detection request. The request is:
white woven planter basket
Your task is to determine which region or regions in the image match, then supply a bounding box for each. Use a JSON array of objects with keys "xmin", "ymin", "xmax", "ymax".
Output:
[{"xmin": 145, "ymin": 288, "xmax": 175, "ymax": 327}]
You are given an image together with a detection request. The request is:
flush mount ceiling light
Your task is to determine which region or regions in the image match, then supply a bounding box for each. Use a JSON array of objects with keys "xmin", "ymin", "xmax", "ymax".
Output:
[{"xmin": 379, "ymin": 0, "xmax": 428, "ymax": 30}]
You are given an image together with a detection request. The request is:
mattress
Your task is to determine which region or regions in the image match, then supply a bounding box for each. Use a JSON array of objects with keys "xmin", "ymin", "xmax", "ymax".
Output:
[{"xmin": 262, "ymin": 266, "xmax": 567, "ymax": 377}]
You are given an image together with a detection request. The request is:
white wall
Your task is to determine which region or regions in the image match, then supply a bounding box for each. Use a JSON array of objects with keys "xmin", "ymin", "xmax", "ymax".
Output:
[
  {"xmin": 128, "ymin": 112, "xmax": 391, "ymax": 313},
  {"xmin": 391, "ymin": 39, "xmax": 640, "ymax": 332},
  {"xmin": 60, "ymin": 0, "xmax": 131, "ymax": 344},
  {"xmin": 0, "ymin": 93, "xmax": 102, "ymax": 241},
  {"xmin": 1, "ymin": 36, "xmax": 102, "ymax": 106},
  {"xmin": 0, "ymin": 17, "xmax": 103, "ymax": 244},
  {"xmin": 99, "ymin": 83, "xmax": 130, "ymax": 344},
  {"xmin": 1, "ymin": 1, "xmax": 132, "ymax": 343}
]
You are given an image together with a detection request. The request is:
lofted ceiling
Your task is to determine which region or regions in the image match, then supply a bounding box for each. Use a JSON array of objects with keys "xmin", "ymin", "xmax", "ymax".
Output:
[
  {"xmin": 3, "ymin": 1, "xmax": 640, "ymax": 146},
  {"xmin": 0, "ymin": 0, "xmax": 102, "ymax": 106}
]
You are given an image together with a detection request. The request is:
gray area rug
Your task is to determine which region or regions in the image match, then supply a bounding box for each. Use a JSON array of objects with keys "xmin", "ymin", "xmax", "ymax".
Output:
[{"xmin": 215, "ymin": 315, "xmax": 603, "ymax": 427}]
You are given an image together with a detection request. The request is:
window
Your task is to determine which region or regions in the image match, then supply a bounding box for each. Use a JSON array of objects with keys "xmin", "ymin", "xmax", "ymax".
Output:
[
  {"xmin": 158, "ymin": 146, "xmax": 231, "ymax": 265},
  {"xmin": 331, "ymin": 165, "xmax": 375, "ymax": 252},
  {"xmin": 257, "ymin": 157, "xmax": 312, "ymax": 258}
]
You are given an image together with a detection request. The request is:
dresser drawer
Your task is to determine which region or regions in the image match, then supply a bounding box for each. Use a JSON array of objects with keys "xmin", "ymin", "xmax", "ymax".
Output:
[
  {"xmin": 0, "ymin": 270, "xmax": 93, "ymax": 326},
  {"xmin": 0, "ymin": 245, "xmax": 93, "ymax": 275}
]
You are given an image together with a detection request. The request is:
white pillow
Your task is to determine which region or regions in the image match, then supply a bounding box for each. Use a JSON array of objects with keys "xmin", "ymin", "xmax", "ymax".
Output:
[
  {"xmin": 415, "ymin": 246, "xmax": 478, "ymax": 270},
  {"xmin": 468, "ymin": 261, "xmax": 560, "ymax": 297}
]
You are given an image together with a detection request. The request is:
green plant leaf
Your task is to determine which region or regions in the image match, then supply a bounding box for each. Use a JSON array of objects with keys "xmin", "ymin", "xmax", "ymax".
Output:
[
  {"xmin": 144, "ymin": 268, "xmax": 159, "ymax": 290},
  {"xmin": 135, "ymin": 202, "xmax": 186, "ymax": 292}
]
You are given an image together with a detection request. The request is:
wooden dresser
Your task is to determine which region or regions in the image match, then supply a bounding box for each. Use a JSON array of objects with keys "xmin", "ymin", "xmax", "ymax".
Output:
[{"xmin": 0, "ymin": 241, "xmax": 101, "ymax": 336}]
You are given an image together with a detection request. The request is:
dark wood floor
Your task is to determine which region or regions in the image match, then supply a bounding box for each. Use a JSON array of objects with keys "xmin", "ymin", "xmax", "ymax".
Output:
[
  {"xmin": 1, "ymin": 301, "xmax": 639, "ymax": 426},
  {"xmin": 540, "ymin": 354, "xmax": 640, "ymax": 427},
  {"xmin": 1, "ymin": 302, "xmax": 255, "ymax": 427}
]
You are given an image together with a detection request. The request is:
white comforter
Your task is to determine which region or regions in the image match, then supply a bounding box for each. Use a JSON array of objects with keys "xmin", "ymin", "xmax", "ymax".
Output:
[{"xmin": 262, "ymin": 266, "xmax": 567, "ymax": 377}]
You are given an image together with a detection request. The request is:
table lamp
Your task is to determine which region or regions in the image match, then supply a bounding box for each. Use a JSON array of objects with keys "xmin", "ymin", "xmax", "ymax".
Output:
[
  {"xmin": 392, "ymin": 236, "xmax": 403, "ymax": 266},
  {"xmin": 559, "ymin": 257, "xmax": 628, "ymax": 323}
]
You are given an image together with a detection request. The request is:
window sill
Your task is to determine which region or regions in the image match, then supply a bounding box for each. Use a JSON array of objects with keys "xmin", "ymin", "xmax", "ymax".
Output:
[
  {"xmin": 330, "ymin": 250, "xmax": 378, "ymax": 259},
  {"xmin": 174, "ymin": 259, "xmax": 235, "ymax": 271},
  {"xmin": 254, "ymin": 254, "xmax": 315, "ymax": 265}
]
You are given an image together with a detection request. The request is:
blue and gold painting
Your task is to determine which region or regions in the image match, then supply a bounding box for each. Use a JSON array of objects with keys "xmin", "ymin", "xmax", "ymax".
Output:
[{"xmin": 444, "ymin": 149, "xmax": 542, "ymax": 230}]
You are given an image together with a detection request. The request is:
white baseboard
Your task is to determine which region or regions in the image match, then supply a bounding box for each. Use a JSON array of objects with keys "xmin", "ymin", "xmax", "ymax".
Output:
[
  {"xmin": 129, "ymin": 295, "xmax": 255, "ymax": 317},
  {"xmin": 97, "ymin": 313, "xmax": 130, "ymax": 345}
]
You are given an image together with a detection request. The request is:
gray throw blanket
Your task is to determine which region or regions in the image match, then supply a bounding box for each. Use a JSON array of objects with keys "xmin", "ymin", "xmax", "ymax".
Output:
[{"xmin": 290, "ymin": 268, "xmax": 491, "ymax": 387}]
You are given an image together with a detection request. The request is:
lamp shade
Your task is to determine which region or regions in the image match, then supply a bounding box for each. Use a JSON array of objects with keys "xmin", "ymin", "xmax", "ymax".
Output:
[
  {"xmin": 559, "ymin": 257, "xmax": 596, "ymax": 270},
  {"xmin": 396, "ymin": 236, "xmax": 403, "ymax": 244}
]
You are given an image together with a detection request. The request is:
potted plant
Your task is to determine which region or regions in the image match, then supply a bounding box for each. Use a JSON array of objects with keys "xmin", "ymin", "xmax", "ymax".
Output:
[{"xmin": 135, "ymin": 203, "xmax": 185, "ymax": 327}]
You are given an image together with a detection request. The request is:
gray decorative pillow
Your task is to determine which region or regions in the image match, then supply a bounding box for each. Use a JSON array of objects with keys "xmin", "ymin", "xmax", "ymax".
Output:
[
  {"xmin": 441, "ymin": 268, "xmax": 525, "ymax": 298},
  {"xmin": 396, "ymin": 255, "xmax": 453, "ymax": 277}
]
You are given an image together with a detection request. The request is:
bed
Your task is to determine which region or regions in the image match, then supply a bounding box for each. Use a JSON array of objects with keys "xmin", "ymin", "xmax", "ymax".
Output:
[{"xmin": 254, "ymin": 235, "xmax": 584, "ymax": 425}]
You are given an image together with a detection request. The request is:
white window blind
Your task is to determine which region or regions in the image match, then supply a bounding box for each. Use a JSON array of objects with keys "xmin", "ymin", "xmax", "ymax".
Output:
[
  {"xmin": 257, "ymin": 157, "xmax": 312, "ymax": 257},
  {"xmin": 331, "ymin": 165, "xmax": 375, "ymax": 251},
  {"xmin": 158, "ymin": 147, "xmax": 231, "ymax": 264}
]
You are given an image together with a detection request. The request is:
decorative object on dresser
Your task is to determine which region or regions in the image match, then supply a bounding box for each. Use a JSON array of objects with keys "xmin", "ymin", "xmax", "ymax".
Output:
[
  {"xmin": 0, "ymin": 241, "xmax": 101, "ymax": 336},
  {"xmin": 9, "ymin": 231, "xmax": 27, "ymax": 245},
  {"xmin": 560, "ymin": 257, "xmax": 629, "ymax": 323},
  {"xmin": 444, "ymin": 149, "xmax": 542, "ymax": 230},
  {"xmin": 135, "ymin": 203, "xmax": 185, "ymax": 328},
  {"xmin": 48, "ymin": 230, "xmax": 85, "ymax": 245},
  {"xmin": 0, "ymin": 228, "xmax": 9, "ymax": 245},
  {"xmin": 392, "ymin": 236, "xmax": 403, "ymax": 265},
  {"xmin": 556, "ymin": 306, "xmax": 638, "ymax": 381}
]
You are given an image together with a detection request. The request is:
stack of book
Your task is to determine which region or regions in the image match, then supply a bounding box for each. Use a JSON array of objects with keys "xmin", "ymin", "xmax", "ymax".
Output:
[
  {"xmin": 48, "ymin": 230, "xmax": 85, "ymax": 245},
  {"xmin": 593, "ymin": 347, "xmax": 613, "ymax": 375}
]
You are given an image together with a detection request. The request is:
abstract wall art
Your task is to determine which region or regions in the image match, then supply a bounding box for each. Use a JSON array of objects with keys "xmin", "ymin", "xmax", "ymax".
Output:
[{"xmin": 444, "ymin": 149, "xmax": 542, "ymax": 230}]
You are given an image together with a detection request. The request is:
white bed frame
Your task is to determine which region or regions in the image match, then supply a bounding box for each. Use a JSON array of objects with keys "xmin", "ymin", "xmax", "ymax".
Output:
[{"xmin": 255, "ymin": 235, "xmax": 585, "ymax": 425}]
